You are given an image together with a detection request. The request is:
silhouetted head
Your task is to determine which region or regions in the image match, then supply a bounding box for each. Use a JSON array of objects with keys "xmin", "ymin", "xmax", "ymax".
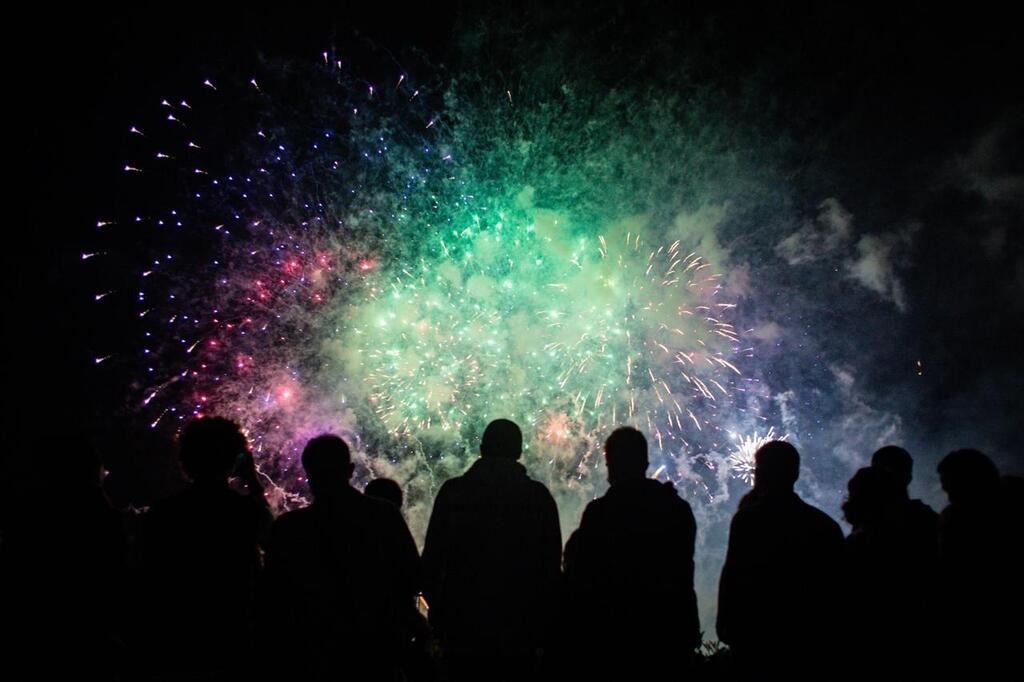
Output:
[
  {"xmin": 365, "ymin": 477, "xmax": 403, "ymax": 509},
  {"xmin": 937, "ymin": 449, "xmax": 999, "ymax": 505},
  {"xmin": 605, "ymin": 426, "xmax": 648, "ymax": 484},
  {"xmin": 301, "ymin": 435, "xmax": 354, "ymax": 497},
  {"xmin": 753, "ymin": 440, "xmax": 800, "ymax": 493},
  {"xmin": 179, "ymin": 417, "xmax": 248, "ymax": 484},
  {"xmin": 843, "ymin": 466, "xmax": 902, "ymax": 528},
  {"xmin": 480, "ymin": 419, "xmax": 523, "ymax": 460},
  {"xmin": 872, "ymin": 445, "xmax": 913, "ymax": 490}
]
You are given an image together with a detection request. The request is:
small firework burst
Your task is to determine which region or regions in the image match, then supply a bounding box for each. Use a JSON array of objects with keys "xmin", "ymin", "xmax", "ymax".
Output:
[{"xmin": 726, "ymin": 427, "xmax": 786, "ymax": 485}]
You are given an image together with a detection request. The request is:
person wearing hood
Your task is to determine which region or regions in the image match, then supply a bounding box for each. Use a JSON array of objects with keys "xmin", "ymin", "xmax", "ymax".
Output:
[
  {"xmin": 421, "ymin": 419, "xmax": 562, "ymax": 682},
  {"xmin": 561, "ymin": 426, "xmax": 701, "ymax": 678}
]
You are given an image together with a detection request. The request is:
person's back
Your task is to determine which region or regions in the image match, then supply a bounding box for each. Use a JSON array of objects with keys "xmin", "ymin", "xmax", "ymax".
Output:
[
  {"xmin": 142, "ymin": 417, "xmax": 270, "ymax": 676},
  {"xmin": 563, "ymin": 427, "xmax": 700, "ymax": 677},
  {"xmin": 937, "ymin": 449, "xmax": 1001, "ymax": 582},
  {"xmin": 422, "ymin": 419, "xmax": 561, "ymax": 680},
  {"xmin": 872, "ymin": 445, "xmax": 938, "ymax": 555},
  {"xmin": 842, "ymin": 465, "xmax": 937, "ymax": 674},
  {"xmin": 935, "ymin": 449, "xmax": 1012, "ymax": 672},
  {"xmin": 144, "ymin": 483, "xmax": 265, "ymax": 611},
  {"xmin": 717, "ymin": 441, "xmax": 844, "ymax": 672},
  {"xmin": 262, "ymin": 435, "xmax": 419, "ymax": 680},
  {"xmin": 362, "ymin": 476, "xmax": 433, "ymax": 681},
  {"xmin": 855, "ymin": 446, "xmax": 939, "ymax": 669}
]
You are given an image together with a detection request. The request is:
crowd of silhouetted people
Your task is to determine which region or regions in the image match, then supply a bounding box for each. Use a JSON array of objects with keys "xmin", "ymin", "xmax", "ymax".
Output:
[{"xmin": 2, "ymin": 416, "xmax": 1022, "ymax": 680}]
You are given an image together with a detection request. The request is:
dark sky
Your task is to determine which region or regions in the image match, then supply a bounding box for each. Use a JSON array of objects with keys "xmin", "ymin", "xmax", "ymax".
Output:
[{"xmin": 8, "ymin": 2, "xmax": 1022, "ymax": 488}]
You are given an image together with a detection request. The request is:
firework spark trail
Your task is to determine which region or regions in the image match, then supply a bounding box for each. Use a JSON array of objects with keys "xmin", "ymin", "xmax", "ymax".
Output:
[
  {"xmin": 90, "ymin": 58, "xmax": 459, "ymax": 500},
  {"xmin": 89, "ymin": 51, "xmax": 780, "ymax": 537},
  {"xmin": 726, "ymin": 427, "xmax": 788, "ymax": 485},
  {"xmin": 344, "ymin": 223, "xmax": 744, "ymax": 473}
]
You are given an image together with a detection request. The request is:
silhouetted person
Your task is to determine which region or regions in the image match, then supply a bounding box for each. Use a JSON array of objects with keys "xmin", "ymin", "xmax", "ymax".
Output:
[
  {"xmin": 366, "ymin": 477, "xmax": 404, "ymax": 509},
  {"xmin": 421, "ymin": 419, "xmax": 561, "ymax": 682},
  {"xmin": 363, "ymin": 474, "xmax": 433, "ymax": 679},
  {"xmin": 936, "ymin": 449, "xmax": 1019, "ymax": 671},
  {"xmin": 872, "ymin": 445, "xmax": 939, "ymax": 540},
  {"xmin": 842, "ymin": 466, "xmax": 936, "ymax": 674},
  {"xmin": 717, "ymin": 441, "xmax": 844, "ymax": 673},
  {"xmin": 141, "ymin": 417, "xmax": 271, "ymax": 679},
  {"xmin": 261, "ymin": 435, "xmax": 420, "ymax": 681},
  {"xmin": 562, "ymin": 427, "xmax": 700, "ymax": 678},
  {"xmin": 2, "ymin": 434, "xmax": 128, "ymax": 679}
]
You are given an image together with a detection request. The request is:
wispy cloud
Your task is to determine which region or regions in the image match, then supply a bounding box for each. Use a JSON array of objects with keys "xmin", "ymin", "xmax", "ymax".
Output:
[
  {"xmin": 828, "ymin": 364, "xmax": 903, "ymax": 467},
  {"xmin": 776, "ymin": 197, "xmax": 918, "ymax": 312},
  {"xmin": 775, "ymin": 197, "xmax": 853, "ymax": 265},
  {"xmin": 845, "ymin": 226, "xmax": 917, "ymax": 312}
]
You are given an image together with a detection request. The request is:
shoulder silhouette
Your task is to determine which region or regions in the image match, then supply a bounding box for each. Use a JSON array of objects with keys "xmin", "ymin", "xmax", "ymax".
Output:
[
  {"xmin": 141, "ymin": 416, "xmax": 271, "ymax": 678},
  {"xmin": 421, "ymin": 419, "xmax": 561, "ymax": 682},
  {"xmin": 842, "ymin": 456, "xmax": 938, "ymax": 674},
  {"xmin": 717, "ymin": 440, "xmax": 844, "ymax": 673},
  {"xmin": 872, "ymin": 445, "xmax": 939, "ymax": 539},
  {"xmin": 935, "ymin": 449, "xmax": 1020, "ymax": 672},
  {"xmin": 562, "ymin": 426, "xmax": 700, "ymax": 678},
  {"xmin": 366, "ymin": 477, "xmax": 404, "ymax": 509},
  {"xmin": 936, "ymin": 448, "xmax": 1001, "ymax": 575},
  {"xmin": 262, "ymin": 434, "xmax": 420, "ymax": 680}
]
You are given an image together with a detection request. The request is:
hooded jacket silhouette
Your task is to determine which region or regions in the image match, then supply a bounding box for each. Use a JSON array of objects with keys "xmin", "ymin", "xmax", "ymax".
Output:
[
  {"xmin": 422, "ymin": 452, "xmax": 561, "ymax": 658},
  {"xmin": 564, "ymin": 476, "xmax": 701, "ymax": 667}
]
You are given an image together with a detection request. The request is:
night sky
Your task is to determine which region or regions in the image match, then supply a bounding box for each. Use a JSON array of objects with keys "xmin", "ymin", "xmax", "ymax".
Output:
[{"xmin": 8, "ymin": 2, "xmax": 1023, "ymax": 631}]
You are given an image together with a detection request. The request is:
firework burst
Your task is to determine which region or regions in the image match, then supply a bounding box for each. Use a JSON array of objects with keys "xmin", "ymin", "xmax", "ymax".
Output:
[
  {"xmin": 726, "ymin": 427, "xmax": 788, "ymax": 485},
  {"xmin": 89, "ymin": 50, "xmax": 775, "ymax": 527}
]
